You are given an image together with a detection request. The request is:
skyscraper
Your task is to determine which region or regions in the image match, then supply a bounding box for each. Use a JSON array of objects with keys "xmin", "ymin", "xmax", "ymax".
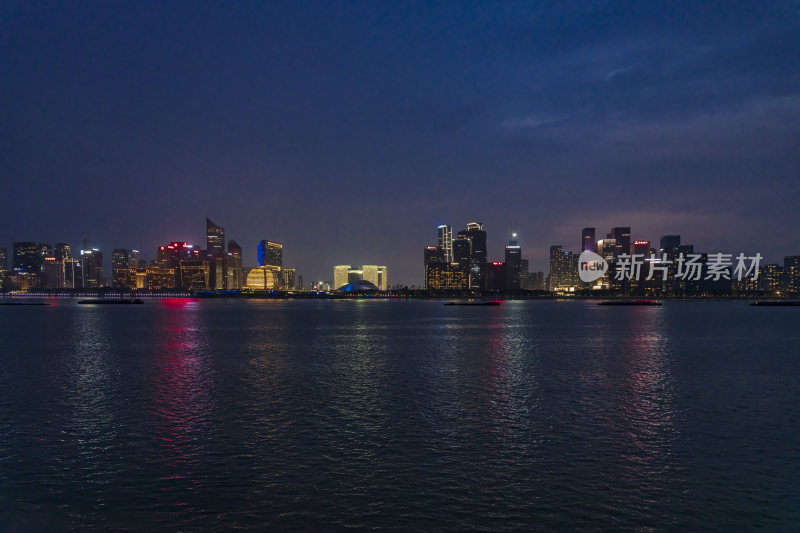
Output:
[
  {"xmin": 206, "ymin": 218, "xmax": 226, "ymax": 289},
  {"xmin": 334, "ymin": 265, "xmax": 351, "ymax": 290},
  {"xmin": 582, "ymin": 228, "xmax": 597, "ymax": 253},
  {"xmin": 784, "ymin": 256, "xmax": 800, "ymax": 295},
  {"xmin": 548, "ymin": 246, "xmax": 575, "ymax": 291},
  {"xmin": 128, "ymin": 249, "xmax": 140, "ymax": 268},
  {"xmin": 258, "ymin": 240, "xmax": 282, "ymax": 269},
  {"xmin": 13, "ymin": 242, "xmax": 39, "ymax": 273},
  {"xmin": 361, "ymin": 265, "xmax": 388, "ymax": 291},
  {"xmin": 486, "ymin": 262, "xmax": 507, "ymax": 291},
  {"xmin": 206, "ymin": 218, "xmax": 225, "ymax": 256},
  {"xmin": 0, "ymin": 248, "xmax": 7, "ymax": 271},
  {"xmin": 284, "ymin": 267, "xmax": 296, "ymax": 290},
  {"xmin": 80, "ymin": 248, "xmax": 103, "ymax": 288},
  {"xmin": 549, "ymin": 246, "xmax": 563, "ymax": 290},
  {"xmin": 505, "ymin": 234, "xmax": 522, "ymax": 290},
  {"xmin": 611, "ymin": 227, "xmax": 631, "ymax": 260},
  {"xmin": 111, "ymin": 249, "xmax": 129, "ymax": 287},
  {"xmin": 460, "ymin": 222, "xmax": 487, "ymax": 290},
  {"xmin": 424, "ymin": 246, "xmax": 445, "ymax": 290},
  {"xmin": 437, "ymin": 225, "xmax": 453, "ymax": 263},
  {"xmin": 227, "ymin": 240, "xmax": 243, "ymax": 290}
]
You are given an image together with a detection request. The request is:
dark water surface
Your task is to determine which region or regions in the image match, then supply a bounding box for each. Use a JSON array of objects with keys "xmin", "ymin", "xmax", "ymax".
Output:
[{"xmin": 0, "ymin": 299, "xmax": 797, "ymax": 530}]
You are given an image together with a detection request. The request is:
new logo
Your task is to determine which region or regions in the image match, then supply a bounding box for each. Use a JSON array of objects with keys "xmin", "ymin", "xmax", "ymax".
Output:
[{"xmin": 578, "ymin": 250, "xmax": 609, "ymax": 283}]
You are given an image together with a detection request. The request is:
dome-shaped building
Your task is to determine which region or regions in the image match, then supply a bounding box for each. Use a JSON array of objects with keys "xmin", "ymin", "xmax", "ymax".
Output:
[
  {"xmin": 245, "ymin": 266, "xmax": 280, "ymax": 290},
  {"xmin": 338, "ymin": 280, "xmax": 379, "ymax": 292}
]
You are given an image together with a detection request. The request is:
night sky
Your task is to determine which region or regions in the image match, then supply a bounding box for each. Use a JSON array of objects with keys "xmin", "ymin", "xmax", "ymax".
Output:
[{"xmin": 2, "ymin": 1, "xmax": 799, "ymax": 284}]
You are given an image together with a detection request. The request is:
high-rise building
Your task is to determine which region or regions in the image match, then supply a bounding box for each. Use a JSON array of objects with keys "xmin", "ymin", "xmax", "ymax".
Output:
[
  {"xmin": 520, "ymin": 258, "xmax": 530, "ymax": 289},
  {"xmin": 424, "ymin": 246, "xmax": 445, "ymax": 290},
  {"xmin": 459, "ymin": 222, "xmax": 487, "ymax": 290},
  {"xmin": 597, "ymin": 238, "xmax": 616, "ymax": 262},
  {"xmin": 227, "ymin": 240, "xmax": 243, "ymax": 290},
  {"xmin": 452, "ymin": 237, "xmax": 471, "ymax": 265},
  {"xmin": 486, "ymin": 262, "xmax": 507, "ymax": 291},
  {"xmin": 548, "ymin": 246, "xmax": 575, "ymax": 291},
  {"xmin": 361, "ymin": 265, "xmax": 388, "ymax": 291},
  {"xmin": 437, "ymin": 225, "xmax": 453, "ymax": 263},
  {"xmin": 505, "ymin": 234, "xmax": 522, "ymax": 290},
  {"xmin": 284, "ymin": 267, "xmax": 296, "ymax": 290},
  {"xmin": 128, "ymin": 250, "xmax": 140, "ymax": 268},
  {"xmin": 206, "ymin": 218, "xmax": 226, "ymax": 290},
  {"xmin": 549, "ymin": 246, "xmax": 563, "ymax": 290},
  {"xmin": 13, "ymin": 242, "xmax": 39, "ymax": 274},
  {"xmin": 334, "ymin": 265, "xmax": 351, "ymax": 290},
  {"xmin": 206, "ymin": 218, "xmax": 225, "ymax": 256},
  {"xmin": 258, "ymin": 240, "xmax": 283, "ymax": 269},
  {"xmin": 0, "ymin": 248, "xmax": 7, "ymax": 272},
  {"xmin": 784, "ymin": 256, "xmax": 800, "ymax": 295},
  {"xmin": 611, "ymin": 227, "xmax": 631, "ymax": 260},
  {"xmin": 297, "ymin": 275, "xmax": 304, "ymax": 290},
  {"xmin": 157, "ymin": 242, "xmax": 208, "ymax": 290},
  {"xmin": 111, "ymin": 249, "xmax": 130, "ymax": 287},
  {"xmin": 582, "ymin": 228, "xmax": 597, "ymax": 253},
  {"xmin": 42, "ymin": 257, "xmax": 61, "ymax": 289},
  {"xmin": 80, "ymin": 248, "xmax": 103, "ymax": 288},
  {"xmin": 760, "ymin": 265, "xmax": 784, "ymax": 295}
]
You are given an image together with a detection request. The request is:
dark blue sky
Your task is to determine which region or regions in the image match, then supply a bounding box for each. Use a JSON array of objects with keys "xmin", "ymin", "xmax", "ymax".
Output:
[{"xmin": 2, "ymin": 1, "xmax": 799, "ymax": 284}]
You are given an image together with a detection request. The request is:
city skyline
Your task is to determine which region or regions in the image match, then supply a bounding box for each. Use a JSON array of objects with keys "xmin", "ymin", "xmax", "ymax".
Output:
[
  {"xmin": 2, "ymin": 2, "xmax": 798, "ymax": 285},
  {"xmin": 1, "ymin": 216, "xmax": 799, "ymax": 288}
]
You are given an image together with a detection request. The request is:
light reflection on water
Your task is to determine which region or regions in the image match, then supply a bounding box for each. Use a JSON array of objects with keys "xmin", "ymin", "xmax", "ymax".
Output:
[{"xmin": 0, "ymin": 300, "xmax": 797, "ymax": 530}]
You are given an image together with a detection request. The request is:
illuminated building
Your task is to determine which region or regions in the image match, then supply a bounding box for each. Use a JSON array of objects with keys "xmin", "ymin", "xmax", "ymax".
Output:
[
  {"xmin": 0, "ymin": 248, "xmax": 7, "ymax": 272},
  {"xmin": 425, "ymin": 263, "xmax": 469, "ymax": 291},
  {"xmin": 459, "ymin": 222, "xmax": 487, "ymax": 290},
  {"xmin": 146, "ymin": 267, "xmax": 175, "ymax": 290},
  {"xmin": 226, "ymin": 240, "xmax": 243, "ymax": 290},
  {"xmin": 245, "ymin": 266, "xmax": 281, "ymax": 289},
  {"xmin": 206, "ymin": 218, "xmax": 226, "ymax": 289},
  {"xmin": 597, "ymin": 239, "xmax": 616, "ymax": 262},
  {"xmin": 13, "ymin": 242, "xmax": 39, "ymax": 275},
  {"xmin": 549, "ymin": 246, "xmax": 576, "ymax": 291},
  {"xmin": 180, "ymin": 262, "xmax": 210, "ymax": 291},
  {"xmin": 334, "ymin": 265, "xmax": 351, "ymax": 290},
  {"xmin": 361, "ymin": 265, "xmax": 388, "ymax": 291},
  {"xmin": 80, "ymin": 248, "xmax": 103, "ymax": 288},
  {"xmin": 128, "ymin": 250, "xmax": 140, "ymax": 268},
  {"xmin": 284, "ymin": 267, "xmax": 296, "ymax": 290},
  {"xmin": 64, "ymin": 258, "xmax": 82, "ymax": 289},
  {"xmin": 258, "ymin": 240, "xmax": 283, "ymax": 269},
  {"xmin": 157, "ymin": 242, "xmax": 208, "ymax": 290},
  {"xmin": 760, "ymin": 264, "xmax": 784, "ymax": 295},
  {"xmin": 582, "ymin": 228, "xmax": 597, "ymax": 253},
  {"xmin": 549, "ymin": 246, "xmax": 564, "ymax": 290},
  {"xmin": 112, "ymin": 249, "xmax": 130, "ymax": 287},
  {"xmin": 505, "ymin": 234, "xmax": 522, "ymax": 290},
  {"xmin": 437, "ymin": 225, "xmax": 453, "ymax": 263},
  {"xmin": 424, "ymin": 246, "xmax": 444, "ymax": 290},
  {"xmin": 785, "ymin": 256, "xmax": 800, "ymax": 295},
  {"xmin": 297, "ymin": 275, "xmax": 303, "ymax": 290},
  {"xmin": 206, "ymin": 218, "xmax": 225, "ymax": 255}
]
